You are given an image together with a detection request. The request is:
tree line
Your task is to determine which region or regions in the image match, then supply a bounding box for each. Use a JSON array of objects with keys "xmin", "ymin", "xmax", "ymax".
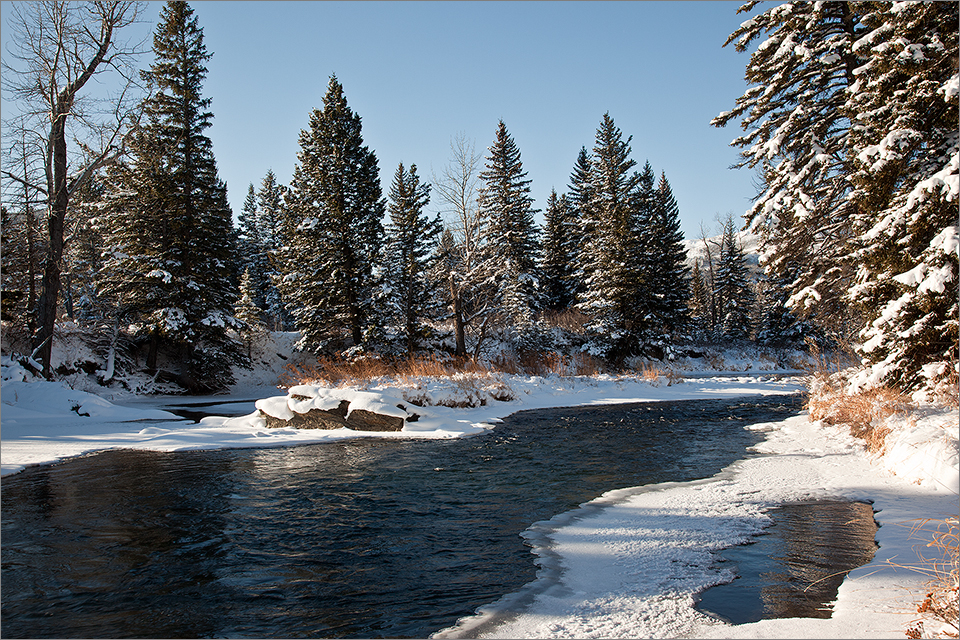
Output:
[
  {"xmin": 4, "ymin": 1, "xmax": 952, "ymax": 398},
  {"xmin": 1, "ymin": 1, "xmax": 764, "ymax": 392}
]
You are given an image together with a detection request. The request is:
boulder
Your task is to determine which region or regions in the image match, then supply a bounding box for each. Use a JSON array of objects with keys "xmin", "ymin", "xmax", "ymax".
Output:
[{"xmin": 262, "ymin": 398, "xmax": 408, "ymax": 431}]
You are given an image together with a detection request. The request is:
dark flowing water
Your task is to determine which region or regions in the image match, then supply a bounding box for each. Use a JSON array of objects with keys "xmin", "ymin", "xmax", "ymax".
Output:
[
  {"xmin": 696, "ymin": 499, "xmax": 879, "ymax": 624},
  {"xmin": 1, "ymin": 396, "xmax": 806, "ymax": 639}
]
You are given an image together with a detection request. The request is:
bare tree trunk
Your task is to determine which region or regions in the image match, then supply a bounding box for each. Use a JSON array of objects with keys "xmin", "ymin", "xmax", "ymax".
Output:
[
  {"xmin": 451, "ymin": 275, "xmax": 465, "ymax": 356},
  {"xmin": 4, "ymin": 1, "xmax": 144, "ymax": 378}
]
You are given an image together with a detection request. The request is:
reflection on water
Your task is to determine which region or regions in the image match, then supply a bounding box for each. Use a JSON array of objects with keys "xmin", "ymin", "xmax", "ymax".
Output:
[
  {"xmin": 696, "ymin": 500, "xmax": 880, "ymax": 624},
  {"xmin": 2, "ymin": 396, "xmax": 801, "ymax": 639}
]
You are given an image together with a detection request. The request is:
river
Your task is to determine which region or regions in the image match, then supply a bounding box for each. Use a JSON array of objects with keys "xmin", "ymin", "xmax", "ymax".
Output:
[{"xmin": 2, "ymin": 395, "xmax": 851, "ymax": 639}]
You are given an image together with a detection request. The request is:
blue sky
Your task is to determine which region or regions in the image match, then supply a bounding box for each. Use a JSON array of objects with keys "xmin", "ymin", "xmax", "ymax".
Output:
[{"xmin": 5, "ymin": 1, "xmax": 763, "ymax": 241}]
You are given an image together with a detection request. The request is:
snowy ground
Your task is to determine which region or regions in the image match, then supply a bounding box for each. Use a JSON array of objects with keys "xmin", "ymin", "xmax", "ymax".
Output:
[{"xmin": 1, "ymin": 354, "xmax": 957, "ymax": 639}]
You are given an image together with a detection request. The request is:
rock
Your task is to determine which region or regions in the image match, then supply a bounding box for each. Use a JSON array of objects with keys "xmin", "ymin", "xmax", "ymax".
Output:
[{"xmin": 262, "ymin": 399, "xmax": 405, "ymax": 431}]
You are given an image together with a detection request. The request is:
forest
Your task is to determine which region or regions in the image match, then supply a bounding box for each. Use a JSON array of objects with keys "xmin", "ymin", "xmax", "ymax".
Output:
[{"xmin": 1, "ymin": 1, "xmax": 957, "ymax": 399}]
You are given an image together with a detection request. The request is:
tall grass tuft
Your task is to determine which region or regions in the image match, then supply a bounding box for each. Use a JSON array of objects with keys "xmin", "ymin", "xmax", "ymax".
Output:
[
  {"xmin": 903, "ymin": 517, "xmax": 959, "ymax": 639},
  {"xmin": 807, "ymin": 373, "xmax": 913, "ymax": 455}
]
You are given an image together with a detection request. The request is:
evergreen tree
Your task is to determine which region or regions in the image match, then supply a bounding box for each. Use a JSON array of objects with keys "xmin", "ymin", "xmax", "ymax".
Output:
[
  {"xmin": 255, "ymin": 170, "xmax": 288, "ymax": 330},
  {"xmin": 714, "ymin": 217, "xmax": 755, "ymax": 341},
  {"xmin": 567, "ymin": 146, "xmax": 597, "ymax": 301},
  {"xmin": 237, "ymin": 183, "xmax": 266, "ymax": 307},
  {"xmin": 647, "ymin": 172, "xmax": 691, "ymax": 337},
  {"xmin": 99, "ymin": 1, "xmax": 239, "ymax": 392},
  {"xmin": 234, "ymin": 267, "xmax": 266, "ymax": 360},
  {"xmin": 541, "ymin": 189, "xmax": 577, "ymax": 311},
  {"xmin": 382, "ymin": 162, "xmax": 442, "ymax": 355},
  {"xmin": 476, "ymin": 120, "xmax": 542, "ymax": 350},
  {"xmin": 754, "ymin": 264, "xmax": 813, "ymax": 347},
  {"xmin": 713, "ymin": 2, "xmax": 869, "ymax": 335},
  {"xmin": 718, "ymin": 1, "xmax": 958, "ymax": 393},
  {"xmin": 689, "ymin": 259, "xmax": 712, "ymax": 339},
  {"xmin": 845, "ymin": 1, "xmax": 958, "ymax": 393},
  {"xmin": 278, "ymin": 75, "xmax": 385, "ymax": 353},
  {"xmin": 578, "ymin": 113, "xmax": 647, "ymax": 359}
]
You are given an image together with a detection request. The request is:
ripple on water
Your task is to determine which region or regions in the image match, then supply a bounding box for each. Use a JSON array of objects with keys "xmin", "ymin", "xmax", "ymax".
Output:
[{"xmin": 1, "ymin": 396, "xmax": 806, "ymax": 638}]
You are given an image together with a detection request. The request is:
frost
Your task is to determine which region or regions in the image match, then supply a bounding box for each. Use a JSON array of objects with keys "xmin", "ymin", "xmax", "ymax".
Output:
[
  {"xmin": 917, "ymin": 265, "xmax": 954, "ymax": 295},
  {"xmin": 821, "ymin": 51, "xmax": 840, "ymax": 65},
  {"xmin": 201, "ymin": 312, "xmax": 227, "ymax": 328},
  {"xmin": 147, "ymin": 269, "xmax": 173, "ymax": 283},
  {"xmin": 939, "ymin": 74, "xmax": 959, "ymax": 101},
  {"xmin": 931, "ymin": 226, "xmax": 959, "ymax": 256},
  {"xmin": 893, "ymin": 264, "xmax": 926, "ymax": 287}
]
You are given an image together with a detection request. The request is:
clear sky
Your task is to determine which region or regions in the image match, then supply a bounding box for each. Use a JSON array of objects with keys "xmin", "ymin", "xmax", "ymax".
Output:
[{"xmin": 4, "ymin": 1, "xmax": 763, "ymax": 241}]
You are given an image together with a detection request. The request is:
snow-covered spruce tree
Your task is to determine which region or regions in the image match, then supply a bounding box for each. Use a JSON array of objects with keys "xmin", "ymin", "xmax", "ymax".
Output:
[
  {"xmin": 278, "ymin": 75, "xmax": 385, "ymax": 354},
  {"xmin": 541, "ymin": 189, "xmax": 577, "ymax": 311},
  {"xmin": 237, "ymin": 183, "xmax": 267, "ymax": 309},
  {"xmin": 382, "ymin": 162, "xmax": 442, "ymax": 355},
  {"xmin": 714, "ymin": 216, "xmax": 756, "ymax": 341},
  {"xmin": 255, "ymin": 170, "xmax": 289, "ymax": 331},
  {"xmin": 476, "ymin": 120, "xmax": 543, "ymax": 351},
  {"xmin": 99, "ymin": 1, "xmax": 240, "ymax": 392},
  {"xmin": 647, "ymin": 172, "xmax": 691, "ymax": 339},
  {"xmin": 567, "ymin": 146, "xmax": 597, "ymax": 302},
  {"xmin": 234, "ymin": 267, "xmax": 266, "ymax": 360},
  {"xmin": 713, "ymin": 1, "xmax": 870, "ymax": 337},
  {"xmin": 578, "ymin": 113, "xmax": 648, "ymax": 360},
  {"xmin": 689, "ymin": 259, "xmax": 712, "ymax": 340},
  {"xmin": 845, "ymin": 1, "xmax": 958, "ymax": 394}
]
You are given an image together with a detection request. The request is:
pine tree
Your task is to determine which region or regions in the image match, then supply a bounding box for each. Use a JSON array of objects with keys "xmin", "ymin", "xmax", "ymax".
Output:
[
  {"xmin": 476, "ymin": 120, "xmax": 542, "ymax": 350},
  {"xmin": 567, "ymin": 146, "xmax": 597, "ymax": 301},
  {"xmin": 382, "ymin": 162, "xmax": 442, "ymax": 355},
  {"xmin": 713, "ymin": 2, "xmax": 869, "ymax": 335},
  {"xmin": 647, "ymin": 172, "xmax": 691, "ymax": 338},
  {"xmin": 278, "ymin": 75, "xmax": 385, "ymax": 354},
  {"xmin": 689, "ymin": 259, "xmax": 712, "ymax": 339},
  {"xmin": 255, "ymin": 170, "xmax": 288, "ymax": 330},
  {"xmin": 845, "ymin": 1, "xmax": 958, "ymax": 393},
  {"xmin": 234, "ymin": 267, "xmax": 266, "ymax": 360},
  {"xmin": 237, "ymin": 183, "xmax": 266, "ymax": 308},
  {"xmin": 99, "ymin": 1, "xmax": 239, "ymax": 392},
  {"xmin": 714, "ymin": 217, "xmax": 755, "ymax": 341},
  {"xmin": 578, "ymin": 113, "xmax": 646, "ymax": 359},
  {"xmin": 541, "ymin": 189, "xmax": 577, "ymax": 311}
]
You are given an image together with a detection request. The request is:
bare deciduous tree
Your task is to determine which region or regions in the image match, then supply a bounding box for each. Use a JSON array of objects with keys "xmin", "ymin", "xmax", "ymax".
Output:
[
  {"xmin": 432, "ymin": 133, "xmax": 490, "ymax": 356},
  {"xmin": 1, "ymin": 0, "xmax": 145, "ymax": 377}
]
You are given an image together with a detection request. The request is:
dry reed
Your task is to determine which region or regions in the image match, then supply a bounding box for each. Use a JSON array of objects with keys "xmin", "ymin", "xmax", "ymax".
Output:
[
  {"xmin": 807, "ymin": 375, "xmax": 913, "ymax": 454},
  {"xmin": 903, "ymin": 517, "xmax": 959, "ymax": 639}
]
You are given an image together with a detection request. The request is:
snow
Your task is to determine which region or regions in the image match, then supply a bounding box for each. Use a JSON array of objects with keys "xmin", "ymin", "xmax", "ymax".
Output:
[{"xmin": 1, "ymin": 352, "xmax": 956, "ymax": 639}]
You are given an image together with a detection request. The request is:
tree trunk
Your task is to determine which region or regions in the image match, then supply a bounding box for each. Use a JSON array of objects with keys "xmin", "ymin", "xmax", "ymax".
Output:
[
  {"xmin": 33, "ymin": 108, "xmax": 70, "ymax": 378},
  {"xmin": 451, "ymin": 274, "xmax": 465, "ymax": 357},
  {"xmin": 146, "ymin": 327, "xmax": 160, "ymax": 372}
]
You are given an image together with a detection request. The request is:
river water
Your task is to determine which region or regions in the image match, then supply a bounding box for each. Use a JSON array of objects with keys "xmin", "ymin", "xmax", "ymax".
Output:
[{"xmin": 1, "ymin": 395, "xmax": 838, "ymax": 638}]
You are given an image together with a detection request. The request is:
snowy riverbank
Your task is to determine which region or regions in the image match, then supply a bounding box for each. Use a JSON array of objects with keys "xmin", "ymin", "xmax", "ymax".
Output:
[{"xmin": 1, "ymin": 355, "xmax": 956, "ymax": 639}]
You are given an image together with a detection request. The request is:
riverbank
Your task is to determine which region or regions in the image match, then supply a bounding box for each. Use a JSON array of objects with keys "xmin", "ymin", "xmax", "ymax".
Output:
[
  {"xmin": 1, "ymin": 356, "xmax": 956, "ymax": 638},
  {"xmin": 440, "ymin": 408, "xmax": 957, "ymax": 639},
  {"xmin": 1, "ymin": 354, "xmax": 806, "ymax": 476}
]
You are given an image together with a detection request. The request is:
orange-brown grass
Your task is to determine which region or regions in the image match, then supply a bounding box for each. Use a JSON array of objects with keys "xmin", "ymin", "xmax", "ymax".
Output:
[
  {"xmin": 280, "ymin": 354, "xmax": 489, "ymax": 387},
  {"xmin": 902, "ymin": 517, "xmax": 959, "ymax": 639},
  {"xmin": 280, "ymin": 350, "xmax": 613, "ymax": 388},
  {"xmin": 807, "ymin": 378, "xmax": 912, "ymax": 454}
]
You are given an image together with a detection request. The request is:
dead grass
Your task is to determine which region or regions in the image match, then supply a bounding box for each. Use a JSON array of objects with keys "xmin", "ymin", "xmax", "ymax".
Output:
[
  {"xmin": 280, "ymin": 350, "xmax": 612, "ymax": 388},
  {"xmin": 280, "ymin": 354, "xmax": 492, "ymax": 387},
  {"xmin": 807, "ymin": 375, "xmax": 913, "ymax": 454},
  {"xmin": 902, "ymin": 517, "xmax": 959, "ymax": 639}
]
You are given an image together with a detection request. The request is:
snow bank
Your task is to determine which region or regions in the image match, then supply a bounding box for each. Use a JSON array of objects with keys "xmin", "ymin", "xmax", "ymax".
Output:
[
  {"xmin": 441, "ymin": 412, "xmax": 957, "ymax": 639},
  {"xmin": 2, "ymin": 351, "xmax": 956, "ymax": 640}
]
